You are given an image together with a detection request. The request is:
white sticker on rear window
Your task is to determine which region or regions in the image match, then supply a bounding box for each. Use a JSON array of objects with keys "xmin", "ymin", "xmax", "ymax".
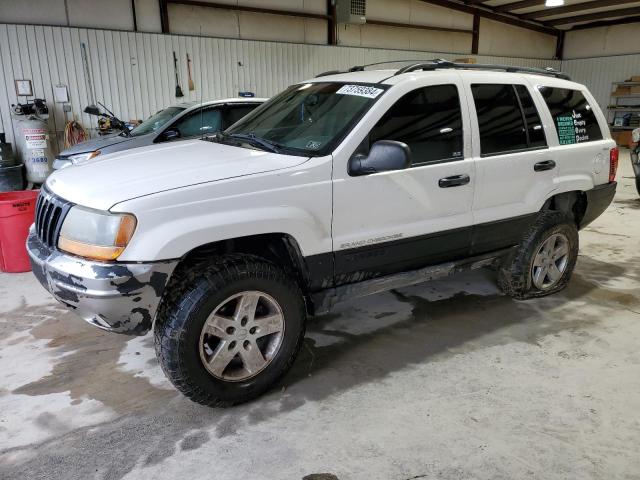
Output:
[{"xmin": 336, "ymin": 84, "xmax": 384, "ymax": 99}]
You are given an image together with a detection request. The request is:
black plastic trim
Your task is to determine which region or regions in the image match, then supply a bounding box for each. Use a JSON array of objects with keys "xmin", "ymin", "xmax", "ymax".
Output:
[{"xmin": 580, "ymin": 181, "xmax": 616, "ymax": 229}]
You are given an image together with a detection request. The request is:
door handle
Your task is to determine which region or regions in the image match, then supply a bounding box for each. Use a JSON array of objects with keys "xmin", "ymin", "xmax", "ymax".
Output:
[
  {"xmin": 534, "ymin": 160, "xmax": 556, "ymax": 172},
  {"xmin": 439, "ymin": 174, "xmax": 470, "ymax": 188}
]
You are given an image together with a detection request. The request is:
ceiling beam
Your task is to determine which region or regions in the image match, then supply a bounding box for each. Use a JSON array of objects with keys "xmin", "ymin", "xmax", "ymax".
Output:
[
  {"xmin": 418, "ymin": 0, "xmax": 559, "ymax": 35},
  {"xmin": 570, "ymin": 14, "xmax": 640, "ymax": 30},
  {"xmin": 494, "ymin": 0, "xmax": 545, "ymax": 13},
  {"xmin": 366, "ymin": 19, "xmax": 473, "ymax": 34},
  {"xmin": 544, "ymin": 6, "xmax": 640, "ymax": 26},
  {"xmin": 525, "ymin": 0, "xmax": 639, "ymax": 20},
  {"xmin": 166, "ymin": 0, "xmax": 330, "ymax": 21}
]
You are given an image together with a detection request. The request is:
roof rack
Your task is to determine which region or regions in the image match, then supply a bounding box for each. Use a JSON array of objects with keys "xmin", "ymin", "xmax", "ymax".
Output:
[
  {"xmin": 315, "ymin": 58, "xmax": 571, "ymax": 81},
  {"xmin": 315, "ymin": 59, "xmax": 448, "ymax": 78}
]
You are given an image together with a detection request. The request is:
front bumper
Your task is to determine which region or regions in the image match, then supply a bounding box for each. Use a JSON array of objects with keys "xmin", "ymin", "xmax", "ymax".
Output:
[
  {"xmin": 27, "ymin": 231, "xmax": 177, "ymax": 335},
  {"xmin": 580, "ymin": 181, "xmax": 617, "ymax": 229}
]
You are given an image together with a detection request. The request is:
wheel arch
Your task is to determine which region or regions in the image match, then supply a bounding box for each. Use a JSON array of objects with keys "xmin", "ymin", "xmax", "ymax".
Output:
[{"xmin": 542, "ymin": 190, "xmax": 588, "ymax": 228}]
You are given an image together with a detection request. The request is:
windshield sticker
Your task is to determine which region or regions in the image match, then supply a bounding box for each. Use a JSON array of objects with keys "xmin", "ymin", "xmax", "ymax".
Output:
[
  {"xmin": 306, "ymin": 140, "xmax": 321, "ymax": 150},
  {"xmin": 336, "ymin": 84, "xmax": 384, "ymax": 99}
]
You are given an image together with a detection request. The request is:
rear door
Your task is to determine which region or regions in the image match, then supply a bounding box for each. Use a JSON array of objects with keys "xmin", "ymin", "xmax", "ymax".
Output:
[{"xmin": 464, "ymin": 76, "xmax": 556, "ymax": 254}]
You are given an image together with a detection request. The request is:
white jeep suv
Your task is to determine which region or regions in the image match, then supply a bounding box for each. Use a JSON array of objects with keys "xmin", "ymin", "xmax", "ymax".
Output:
[{"xmin": 28, "ymin": 60, "xmax": 618, "ymax": 406}]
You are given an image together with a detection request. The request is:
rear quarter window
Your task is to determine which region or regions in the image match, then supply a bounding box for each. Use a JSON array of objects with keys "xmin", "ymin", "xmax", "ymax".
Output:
[{"xmin": 538, "ymin": 87, "xmax": 603, "ymax": 144}]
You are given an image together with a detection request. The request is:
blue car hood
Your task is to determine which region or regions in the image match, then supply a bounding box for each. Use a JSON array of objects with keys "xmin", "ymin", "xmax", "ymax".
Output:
[{"xmin": 58, "ymin": 133, "xmax": 134, "ymax": 156}]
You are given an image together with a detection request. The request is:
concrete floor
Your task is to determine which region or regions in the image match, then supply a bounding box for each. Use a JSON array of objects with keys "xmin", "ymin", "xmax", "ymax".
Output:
[{"xmin": 1, "ymin": 152, "xmax": 639, "ymax": 480}]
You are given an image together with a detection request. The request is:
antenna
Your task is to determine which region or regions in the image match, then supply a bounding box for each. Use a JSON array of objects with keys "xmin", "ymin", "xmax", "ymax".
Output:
[{"xmin": 200, "ymin": 25, "xmax": 204, "ymax": 140}]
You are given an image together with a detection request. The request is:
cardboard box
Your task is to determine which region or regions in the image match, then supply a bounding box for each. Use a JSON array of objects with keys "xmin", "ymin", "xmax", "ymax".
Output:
[
  {"xmin": 612, "ymin": 130, "xmax": 632, "ymax": 147},
  {"xmin": 630, "ymin": 75, "xmax": 640, "ymax": 82},
  {"xmin": 631, "ymin": 85, "xmax": 640, "ymax": 94},
  {"xmin": 454, "ymin": 58, "xmax": 477, "ymax": 64},
  {"xmin": 614, "ymin": 86, "xmax": 631, "ymax": 96}
]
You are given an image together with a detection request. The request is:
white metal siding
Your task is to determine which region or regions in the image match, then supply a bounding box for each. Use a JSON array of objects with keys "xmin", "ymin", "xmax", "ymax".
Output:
[
  {"xmin": 0, "ymin": 23, "xmax": 562, "ymax": 155},
  {"xmin": 562, "ymin": 54, "xmax": 640, "ymax": 113}
]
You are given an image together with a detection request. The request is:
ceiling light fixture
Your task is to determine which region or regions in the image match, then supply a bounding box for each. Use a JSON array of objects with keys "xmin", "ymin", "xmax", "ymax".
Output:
[{"xmin": 545, "ymin": 0, "xmax": 564, "ymax": 6}]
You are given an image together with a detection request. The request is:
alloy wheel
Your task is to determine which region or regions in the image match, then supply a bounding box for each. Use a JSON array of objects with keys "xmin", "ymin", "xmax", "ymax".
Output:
[
  {"xmin": 531, "ymin": 233, "xmax": 570, "ymax": 290},
  {"xmin": 199, "ymin": 291, "xmax": 285, "ymax": 381}
]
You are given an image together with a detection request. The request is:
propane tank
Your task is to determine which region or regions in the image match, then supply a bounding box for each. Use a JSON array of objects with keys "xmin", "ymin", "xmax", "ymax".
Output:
[{"xmin": 12, "ymin": 99, "xmax": 53, "ymax": 184}]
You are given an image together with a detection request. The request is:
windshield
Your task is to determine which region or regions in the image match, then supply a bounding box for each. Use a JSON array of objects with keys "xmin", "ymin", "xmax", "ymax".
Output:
[
  {"xmin": 129, "ymin": 106, "xmax": 185, "ymax": 137},
  {"xmin": 225, "ymin": 82, "xmax": 387, "ymax": 155}
]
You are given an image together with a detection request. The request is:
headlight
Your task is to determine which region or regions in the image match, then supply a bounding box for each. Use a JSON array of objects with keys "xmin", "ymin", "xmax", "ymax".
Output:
[
  {"xmin": 68, "ymin": 150, "xmax": 101, "ymax": 164},
  {"xmin": 58, "ymin": 206, "xmax": 137, "ymax": 261}
]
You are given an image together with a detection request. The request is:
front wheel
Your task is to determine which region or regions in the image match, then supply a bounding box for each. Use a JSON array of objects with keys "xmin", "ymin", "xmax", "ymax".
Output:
[
  {"xmin": 154, "ymin": 255, "xmax": 306, "ymax": 407},
  {"xmin": 498, "ymin": 211, "xmax": 579, "ymax": 299}
]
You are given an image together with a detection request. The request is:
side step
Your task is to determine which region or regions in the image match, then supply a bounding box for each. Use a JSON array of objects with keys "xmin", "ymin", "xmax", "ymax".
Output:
[{"xmin": 310, "ymin": 247, "xmax": 515, "ymax": 315}]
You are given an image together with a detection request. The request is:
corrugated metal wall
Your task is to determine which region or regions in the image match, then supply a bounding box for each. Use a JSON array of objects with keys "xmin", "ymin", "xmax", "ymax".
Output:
[
  {"xmin": 0, "ymin": 23, "xmax": 562, "ymax": 155},
  {"xmin": 562, "ymin": 54, "xmax": 640, "ymax": 112}
]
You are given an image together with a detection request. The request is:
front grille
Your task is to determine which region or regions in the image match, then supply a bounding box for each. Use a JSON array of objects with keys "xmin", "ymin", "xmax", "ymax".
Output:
[{"xmin": 34, "ymin": 186, "xmax": 73, "ymax": 248}]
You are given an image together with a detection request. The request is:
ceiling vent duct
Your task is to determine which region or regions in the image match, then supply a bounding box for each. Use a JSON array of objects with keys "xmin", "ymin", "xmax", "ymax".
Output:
[{"xmin": 336, "ymin": 0, "xmax": 366, "ymax": 25}]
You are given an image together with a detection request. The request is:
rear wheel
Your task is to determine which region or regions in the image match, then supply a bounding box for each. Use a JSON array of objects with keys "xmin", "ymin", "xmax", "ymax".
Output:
[
  {"xmin": 154, "ymin": 255, "xmax": 306, "ymax": 407},
  {"xmin": 498, "ymin": 211, "xmax": 579, "ymax": 299}
]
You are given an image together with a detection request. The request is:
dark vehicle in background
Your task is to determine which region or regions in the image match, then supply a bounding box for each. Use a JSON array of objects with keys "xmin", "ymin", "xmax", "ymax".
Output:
[
  {"xmin": 632, "ymin": 128, "xmax": 640, "ymax": 195},
  {"xmin": 53, "ymin": 98, "xmax": 266, "ymax": 169}
]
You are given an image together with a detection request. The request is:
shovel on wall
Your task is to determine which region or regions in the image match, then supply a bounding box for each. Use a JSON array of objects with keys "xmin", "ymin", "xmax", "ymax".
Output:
[{"xmin": 173, "ymin": 51, "xmax": 184, "ymax": 98}]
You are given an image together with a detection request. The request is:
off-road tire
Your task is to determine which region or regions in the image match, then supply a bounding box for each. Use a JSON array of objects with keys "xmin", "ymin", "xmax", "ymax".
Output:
[
  {"xmin": 498, "ymin": 211, "xmax": 579, "ymax": 300},
  {"xmin": 154, "ymin": 254, "xmax": 306, "ymax": 407}
]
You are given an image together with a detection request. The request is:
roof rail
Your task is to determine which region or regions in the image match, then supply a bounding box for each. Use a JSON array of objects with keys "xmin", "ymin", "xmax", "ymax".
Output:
[
  {"xmin": 394, "ymin": 59, "xmax": 571, "ymax": 80},
  {"xmin": 315, "ymin": 59, "xmax": 449, "ymax": 78},
  {"xmin": 315, "ymin": 58, "xmax": 571, "ymax": 81}
]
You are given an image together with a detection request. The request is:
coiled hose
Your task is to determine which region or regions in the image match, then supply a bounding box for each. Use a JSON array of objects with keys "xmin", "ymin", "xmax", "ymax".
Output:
[{"xmin": 63, "ymin": 120, "xmax": 88, "ymax": 148}]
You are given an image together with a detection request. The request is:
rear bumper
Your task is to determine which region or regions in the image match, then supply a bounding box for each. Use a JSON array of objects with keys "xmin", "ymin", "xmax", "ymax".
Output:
[
  {"xmin": 580, "ymin": 181, "xmax": 616, "ymax": 229},
  {"xmin": 27, "ymin": 230, "xmax": 177, "ymax": 335}
]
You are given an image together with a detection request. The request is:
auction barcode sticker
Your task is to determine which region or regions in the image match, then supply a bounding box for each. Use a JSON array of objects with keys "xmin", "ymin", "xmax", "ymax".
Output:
[{"xmin": 336, "ymin": 84, "xmax": 384, "ymax": 99}]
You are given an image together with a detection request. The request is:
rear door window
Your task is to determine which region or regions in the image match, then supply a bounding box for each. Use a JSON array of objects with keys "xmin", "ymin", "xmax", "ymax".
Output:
[
  {"xmin": 472, "ymin": 84, "xmax": 549, "ymax": 156},
  {"xmin": 538, "ymin": 87, "xmax": 603, "ymax": 144},
  {"xmin": 369, "ymin": 84, "xmax": 463, "ymax": 165}
]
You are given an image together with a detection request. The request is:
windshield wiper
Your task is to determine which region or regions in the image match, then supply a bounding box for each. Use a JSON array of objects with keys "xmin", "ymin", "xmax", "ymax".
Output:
[{"xmin": 215, "ymin": 132, "xmax": 281, "ymax": 153}]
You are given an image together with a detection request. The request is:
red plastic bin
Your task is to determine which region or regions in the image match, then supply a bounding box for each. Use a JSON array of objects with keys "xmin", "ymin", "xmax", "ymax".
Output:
[{"xmin": 0, "ymin": 190, "xmax": 39, "ymax": 273}]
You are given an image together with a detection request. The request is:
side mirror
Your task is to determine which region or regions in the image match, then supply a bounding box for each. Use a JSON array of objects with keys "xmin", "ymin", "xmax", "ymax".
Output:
[
  {"xmin": 84, "ymin": 105, "xmax": 101, "ymax": 116},
  {"xmin": 349, "ymin": 140, "xmax": 411, "ymax": 176},
  {"xmin": 161, "ymin": 128, "xmax": 181, "ymax": 141}
]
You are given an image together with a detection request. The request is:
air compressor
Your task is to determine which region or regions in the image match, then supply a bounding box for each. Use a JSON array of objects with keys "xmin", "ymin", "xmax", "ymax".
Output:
[{"xmin": 12, "ymin": 98, "xmax": 53, "ymax": 184}]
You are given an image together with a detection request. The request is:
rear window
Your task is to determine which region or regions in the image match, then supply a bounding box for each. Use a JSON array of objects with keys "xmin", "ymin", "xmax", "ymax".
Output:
[{"xmin": 538, "ymin": 87, "xmax": 603, "ymax": 144}]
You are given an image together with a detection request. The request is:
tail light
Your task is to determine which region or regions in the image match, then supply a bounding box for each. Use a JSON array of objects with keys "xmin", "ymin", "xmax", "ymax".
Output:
[{"xmin": 609, "ymin": 147, "xmax": 619, "ymax": 182}]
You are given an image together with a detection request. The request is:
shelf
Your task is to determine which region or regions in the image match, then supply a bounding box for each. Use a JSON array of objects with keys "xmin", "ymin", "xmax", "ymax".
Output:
[
  {"xmin": 608, "ymin": 107, "xmax": 640, "ymax": 110},
  {"xmin": 611, "ymin": 94, "xmax": 640, "ymax": 98},
  {"xmin": 610, "ymin": 126, "xmax": 637, "ymax": 130},
  {"xmin": 613, "ymin": 81, "xmax": 640, "ymax": 86}
]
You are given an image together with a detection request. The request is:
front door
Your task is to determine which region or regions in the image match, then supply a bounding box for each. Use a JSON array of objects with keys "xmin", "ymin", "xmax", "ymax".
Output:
[{"xmin": 331, "ymin": 79, "xmax": 476, "ymax": 285}]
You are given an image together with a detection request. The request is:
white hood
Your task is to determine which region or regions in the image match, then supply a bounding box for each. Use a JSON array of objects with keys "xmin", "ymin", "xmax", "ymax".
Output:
[{"xmin": 46, "ymin": 140, "xmax": 310, "ymax": 210}]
